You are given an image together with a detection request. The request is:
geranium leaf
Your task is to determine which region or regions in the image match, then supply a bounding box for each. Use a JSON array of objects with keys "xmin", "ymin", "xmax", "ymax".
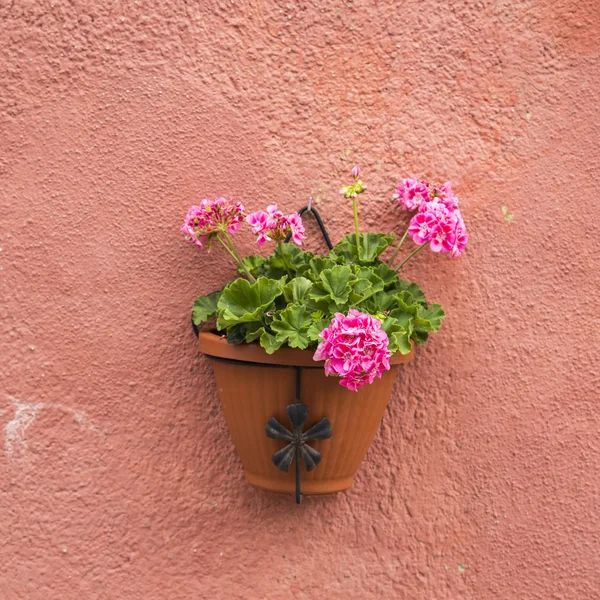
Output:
[
  {"xmin": 226, "ymin": 323, "xmax": 250, "ymax": 345},
  {"xmin": 283, "ymin": 277, "xmax": 313, "ymax": 303},
  {"xmin": 245, "ymin": 323, "xmax": 265, "ymax": 343},
  {"xmin": 415, "ymin": 303, "xmax": 445, "ymax": 332},
  {"xmin": 411, "ymin": 326, "xmax": 430, "ymax": 344},
  {"xmin": 357, "ymin": 290, "xmax": 397, "ymax": 313},
  {"xmin": 318, "ymin": 265, "xmax": 357, "ymax": 305},
  {"xmin": 260, "ymin": 331, "xmax": 283, "ymax": 354},
  {"xmin": 394, "ymin": 280, "xmax": 427, "ymax": 305},
  {"xmin": 192, "ymin": 291, "xmax": 221, "ymax": 325},
  {"xmin": 238, "ymin": 255, "xmax": 264, "ymax": 276},
  {"xmin": 217, "ymin": 277, "xmax": 283, "ymax": 328},
  {"xmin": 391, "ymin": 329, "xmax": 412, "ymax": 354},
  {"xmin": 374, "ymin": 263, "xmax": 399, "ymax": 288},
  {"xmin": 393, "ymin": 290, "xmax": 421, "ymax": 315},
  {"xmin": 308, "ymin": 256, "xmax": 340, "ymax": 281},
  {"xmin": 271, "ymin": 304, "xmax": 313, "ymax": 349},
  {"xmin": 381, "ymin": 317, "xmax": 411, "ymax": 354},
  {"xmin": 389, "ymin": 309, "xmax": 414, "ymax": 337},
  {"xmin": 307, "ymin": 318, "xmax": 331, "ymax": 342},
  {"xmin": 332, "ymin": 233, "xmax": 396, "ymax": 264},
  {"xmin": 359, "ymin": 232, "xmax": 396, "ymax": 262},
  {"xmin": 352, "ymin": 268, "xmax": 385, "ymax": 301},
  {"xmin": 262, "ymin": 245, "xmax": 313, "ymax": 279}
]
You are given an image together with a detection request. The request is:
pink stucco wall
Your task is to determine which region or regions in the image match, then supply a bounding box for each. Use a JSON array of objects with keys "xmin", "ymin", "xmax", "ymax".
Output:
[{"xmin": 1, "ymin": 1, "xmax": 599, "ymax": 598}]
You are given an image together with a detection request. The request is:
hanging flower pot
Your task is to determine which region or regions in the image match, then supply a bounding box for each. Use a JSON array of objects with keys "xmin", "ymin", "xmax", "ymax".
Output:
[
  {"xmin": 197, "ymin": 327, "xmax": 414, "ymax": 495},
  {"xmin": 184, "ymin": 167, "xmax": 468, "ymax": 501}
]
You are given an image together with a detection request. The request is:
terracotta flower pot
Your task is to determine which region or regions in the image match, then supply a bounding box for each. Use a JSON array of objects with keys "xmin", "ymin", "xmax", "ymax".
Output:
[{"xmin": 198, "ymin": 328, "xmax": 413, "ymax": 496}]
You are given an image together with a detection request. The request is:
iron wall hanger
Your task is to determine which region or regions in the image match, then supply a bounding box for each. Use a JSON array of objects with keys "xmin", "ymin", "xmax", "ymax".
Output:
[
  {"xmin": 266, "ymin": 367, "xmax": 332, "ymax": 503},
  {"xmin": 283, "ymin": 198, "xmax": 334, "ymax": 250}
]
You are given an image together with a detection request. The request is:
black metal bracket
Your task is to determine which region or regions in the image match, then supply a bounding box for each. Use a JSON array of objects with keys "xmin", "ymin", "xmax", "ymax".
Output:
[
  {"xmin": 284, "ymin": 202, "xmax": 334, "ymax": 250},
  {"xmin": 265, "ymin": 367, "xmax": 332, "ymax": 503}
]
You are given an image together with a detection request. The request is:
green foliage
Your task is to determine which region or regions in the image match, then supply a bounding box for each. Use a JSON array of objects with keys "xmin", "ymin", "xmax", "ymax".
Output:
[
  {"xmin": 271, "ymin": 304, "xmax": 313, "ymax": 349},
  {"xmin": 192, "ymin": 291, "xmax": 221, "ymax": 325},
  {"xmin": 283, "ymin": 277, "xmax": 313, "ymax": 304},
  {"xmin": 216, "ymin": 277, "xmax": 283, "ymax": 329},
  {"xmin": 331, "ymin": 233, "xmax": 396, "ymax": 264},
  {"xmin": 238, "ymin": 255, "xmax": 265, "ymax": 276},
  {"xmin": 193, "ymin": 233, "xmax": 445, "ymax": 356}
]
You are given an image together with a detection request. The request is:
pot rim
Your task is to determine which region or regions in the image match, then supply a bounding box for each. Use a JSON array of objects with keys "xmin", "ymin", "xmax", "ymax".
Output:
[{"xmin": 197, "ymin": 327, "xmax": 414, "ymax": 368}]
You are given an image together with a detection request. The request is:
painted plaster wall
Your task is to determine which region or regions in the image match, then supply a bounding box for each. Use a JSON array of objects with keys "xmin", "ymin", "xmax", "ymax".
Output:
[{"xmin": 1, "ymin": 1, "xmax": 599, "ymax": 598}]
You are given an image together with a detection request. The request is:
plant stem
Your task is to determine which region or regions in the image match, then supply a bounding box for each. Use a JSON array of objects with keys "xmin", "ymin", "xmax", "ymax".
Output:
[
  {"xmin": 396, "ymin": 243, "xmax": 427, "ymax": 271},
  {"xmin": 222, "ymin": 230, "xmax": 244, "ymax": 264},
  {"xmin": 352, "ymin": 197, "xmax": 361, "ymax": 260},
  {"xmin": 277, "ymin": 240, "xmax": 293, "ymax": 278},
  {"xmin": 388, "ymin": 229, "xmax": 409, "ymax": 266},
  {"xmin": 218, "ymin": 233, "xmax": 256, "ymax": 283}
]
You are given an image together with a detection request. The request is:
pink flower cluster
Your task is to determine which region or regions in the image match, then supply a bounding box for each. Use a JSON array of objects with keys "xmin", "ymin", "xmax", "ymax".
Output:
[
  {"xmin": 396, "ymin": 179, "xmax": 468, "ymax": 258},
  {"xmin": 181, "ymin": 198, "xmax": 244, "ymax": 249},
  {"xmin": 313, "ymin": 309, "xmax": 391, "ymax": 391},
  {"xmin": 246, "ymin": 204, "xmax": 305, "ymax": 246},
  {"xmin": 394, "ymin": 178, "xmax": 431, "ymax": 211}
]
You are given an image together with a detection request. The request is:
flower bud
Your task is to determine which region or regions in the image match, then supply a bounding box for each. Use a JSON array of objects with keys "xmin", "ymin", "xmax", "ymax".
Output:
[{"xmin": 351, "ymin": 165, "xmax": 360, "ymax": 178}]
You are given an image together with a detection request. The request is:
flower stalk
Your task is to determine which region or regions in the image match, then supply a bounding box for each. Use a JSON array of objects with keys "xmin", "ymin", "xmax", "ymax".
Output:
[
  {"xmin": 277, "ymin": 240, "xmax": 293, "ymax": 278},
  {"xmin": 341, "ymin": 166, "xmax": 366, "ymax": 261},
  {"xmin": 388, "ymin": 229, "xmax": 408, "ymax": 266},
  {"xmin": 396, "ymin": 242, "xmax": 426, "ymax": 271},
  {"xmin": 218, "ymin": 233, "xmax": 256, "ymax": 283},
  {"xmin": 352, "ymin": 197, "xmax": 361, "ymax": 260}
]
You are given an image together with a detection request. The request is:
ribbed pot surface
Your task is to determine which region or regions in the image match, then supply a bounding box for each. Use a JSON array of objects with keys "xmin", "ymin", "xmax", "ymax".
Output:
[{"xmin": 198, "ymin": 329, "xmax": 413, "ymax": 495}]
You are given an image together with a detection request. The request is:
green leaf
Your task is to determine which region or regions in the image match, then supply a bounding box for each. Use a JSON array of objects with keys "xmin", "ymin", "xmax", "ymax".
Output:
[
  {"xmin": 391, "ymin": 329, "xmax": 412, "ymax": 354},
  {"xmin": 238, "ymin": 255, "xmax": 264, "ymax": 275},
  {"xmin": 245, "ymin": 322, "xmax": 265, "ymax": 343},
  {"xmin": 317, "ymin": 265, "xmax": 357, "ymax": 305},
  {"xmin": 261, "ymin": 245, "xmax": 314, "ymax": 278},
  {"xmin": 415, "ymin": 303, "xmax": 445, "ymax": 332},
  {"xmin": 358, "ymin": 232, "xmax": 396, "ymax": 262},
  {"xmin": 192, "ymin": 291, "xmax": 221, "ymax": 325},
  {"xmin": 226, "ymin": 323, "xmax": 250, "ymax": 345},
  {"xmin": 358, "ymin": 290, "xmax": 398, "ymax": 313},
  {"xmin": 271, "ymin": 304, "xmax": 313, "ymax": 349},
  {"xmin": 303, "ymin": 296, "xmax": 332, "ymax": 315},
  {"xmin": 351, "ymin": 267, "xmax": 385, "ymax": 302},
  {"xmin": 374, "ymin": 263, "xmax": 399, "ymax": 288},
  {"xmin": 307, "ymin": 318, "xmax": 331, "ymax": 342},
  {"xmin": 260, "ymin": 331, "xmax": 283, "ymax": 354},
  {"xmin": 388, "ymin": 309, "xmax": 414, "ymax": 336},
  {"xmin": 393, "ymin": 290, "xmax": 421, "ymax": 315},
  {"xmin": 394, "ymin": 280, "xmax": 427, "ymax": 305},
  {"xmin": 332, "ymin": 233, "xmax": 396, "ymax": 264},
  {"xmin": 411, "ymin": 326, "xmax": 430, "ymax": 344},
  {"xmin": 308, "ymin": 256, "xmax": 341, "ymax": 281},
  {"xmin": 381, "ymin": 316, "xmax": 401, "ymax": 338},
  {"xmin": 217, "ymin": 277, "xmax": 283, "ymax": 329},
  {"xmin": 283, "ymin": 277, "xmax": 313, "ymax": 304}
]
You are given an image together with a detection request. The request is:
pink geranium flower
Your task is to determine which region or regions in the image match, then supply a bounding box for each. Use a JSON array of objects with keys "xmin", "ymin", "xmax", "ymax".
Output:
[
  {"xmin": 246, "ymin": 204, "xmax": 305, "ymax": 246},
  {"xmin": 313, "ymin": 309, "xmax": 391, "ymax": 391},
  {"xmin": 181, "ymin": 198, "xmax": 245, "ymax": 249},
  {"xmin": 394, "ymin": 178, "xmax": 430, "ymax": 211},
  {"xmin": 448, "ymin": 212, "xmax": 469, "ymax": 258},
  {"xmin": 287, "ymin": 213, "xmax": 305, "ymax": 246},
  {"xmin": 404, "ymin": 181, "xmax": 468, "ymax": 257},
  {"xmin": 408, "ymin": 211, "xmax": 437, "ymax": 245}
]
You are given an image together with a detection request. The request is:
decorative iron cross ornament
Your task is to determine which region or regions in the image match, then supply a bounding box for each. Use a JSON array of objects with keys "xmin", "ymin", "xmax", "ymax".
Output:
[{"xmin": 266, "ymin": 402, "xmax": 332, "ymax": 503}]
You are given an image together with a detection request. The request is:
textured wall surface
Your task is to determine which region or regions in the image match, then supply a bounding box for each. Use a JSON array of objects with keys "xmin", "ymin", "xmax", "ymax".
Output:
[{"xmin": 1, "ymin": 1, "xmax": 599, "ymax": 598}]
